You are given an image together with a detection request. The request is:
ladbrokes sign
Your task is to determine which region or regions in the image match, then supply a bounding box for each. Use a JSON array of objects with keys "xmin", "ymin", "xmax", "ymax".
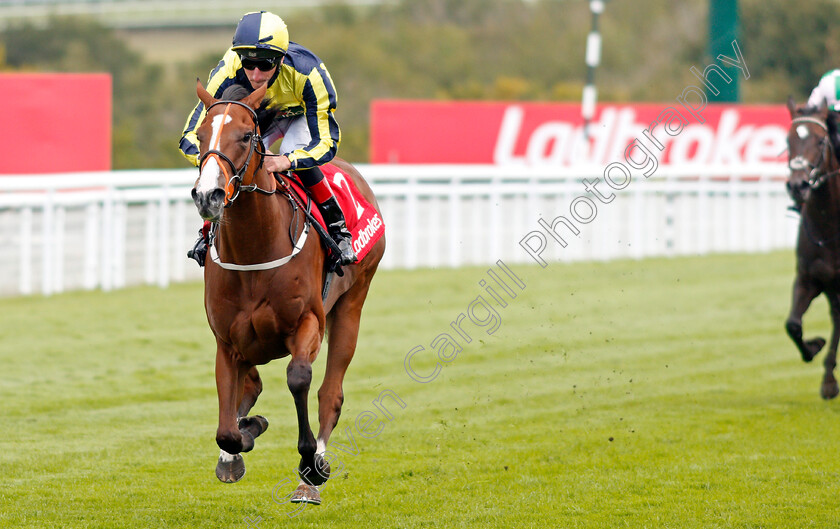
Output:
[
  {"xmin": 0, "ymin": 73, "xmax": 111, "ymax": 173},
  {"xmin": 370, "ymin": 101, "xmax": 788, "ymax": 166}
]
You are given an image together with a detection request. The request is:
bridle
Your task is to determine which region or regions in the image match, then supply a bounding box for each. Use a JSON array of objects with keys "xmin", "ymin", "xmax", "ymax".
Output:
[
  {"xmin": 789, "ymin": 116, "xmax": 840, "ymax": 190},
  {"xmin": 789, "ymin": 115, "xmax": 840, "ymax": 247},
  {"xmin": 195, "ymin": 99, "xmax": 312, "ymax": 271},
  {"xmin": 197, "ymin": 100, "xmax": 274, "ymax": 206}
]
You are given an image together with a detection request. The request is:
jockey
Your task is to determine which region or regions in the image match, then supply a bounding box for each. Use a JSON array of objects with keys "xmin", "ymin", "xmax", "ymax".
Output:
[
  {"xmin": 807, "ymin": 69, "xmax": 840, "ymax": 164},
  {"xmin": 179, "ymin": 10, "xmax": 357, "ymax": 267},
  {"xmin": 808, "ymin": 69, "xmax": 840, "ymax": 111}
]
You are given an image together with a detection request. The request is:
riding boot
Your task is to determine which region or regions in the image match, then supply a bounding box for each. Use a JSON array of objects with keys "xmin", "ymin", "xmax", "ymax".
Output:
[
  {"xmin": 187, "ymin": 220, "xmax": 211, "ymax": 267},
  {"xmin": 317, "ymin": 196, "xmax": 357, "ymax": 266}
]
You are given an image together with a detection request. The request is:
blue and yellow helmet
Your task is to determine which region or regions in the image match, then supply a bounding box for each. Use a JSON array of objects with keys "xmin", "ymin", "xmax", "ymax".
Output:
[{"xmin": 231, "ymin": 11, "xmax": 289, "ymax": 59}]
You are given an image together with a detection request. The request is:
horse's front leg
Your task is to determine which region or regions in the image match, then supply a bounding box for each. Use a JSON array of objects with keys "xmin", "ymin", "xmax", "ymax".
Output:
[
  {"xmin": 214, "ymin": 344, "xmax": 263, "ymax": 483},
  {"xmin": 786, "ymin": 274, "xmax": 824, "ymax": 362},
  {"xmin": 821, "ymin": 294, "xmax": 840, "ymax": 399},
  {"xmin": 286, "ymin": 312, "xmax": 326, "ymax": 504},
  {"xmin": 236, "ymin": 367, "xmax": 270, "ymax": 455}
]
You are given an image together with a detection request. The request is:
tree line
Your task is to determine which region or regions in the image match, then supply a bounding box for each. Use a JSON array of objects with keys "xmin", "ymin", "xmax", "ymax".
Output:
[{"xmin": 0, "ymin": 0, "xmax": 835, "ymax": 169}]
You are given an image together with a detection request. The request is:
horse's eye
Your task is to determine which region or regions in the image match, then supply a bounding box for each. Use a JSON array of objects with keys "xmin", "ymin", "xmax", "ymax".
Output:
[{"xmin": 242, "ymin": 132, "xmax": 252, "ymax": 142}]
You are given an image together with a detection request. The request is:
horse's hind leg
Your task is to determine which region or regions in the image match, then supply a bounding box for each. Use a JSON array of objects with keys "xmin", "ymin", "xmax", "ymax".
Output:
[
  {"xmin": 313, "ymin": 281, "xmax": 374, "ymax": 484},
  {"xmin": 786, "ymin": 275, "xmax": 824, "ymax": 362},
  {"xmin": 821, "ymin": 293, "xmax": 840, "ymax": 399}
]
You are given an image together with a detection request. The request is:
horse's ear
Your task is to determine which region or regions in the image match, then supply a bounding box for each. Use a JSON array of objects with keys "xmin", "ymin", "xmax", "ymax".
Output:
[
  {"xmin": 196, "ymin": 79, "xmax": 216, "ymax": 109},
  {"xmin": 787, "ymin": 95, "xmax": 797, "ymax": 118},
  {"xmin": 243, "ymin": 83, "xmax": 268, "ymax": 110},
  {"xmin": 818, "ymin": 97, "xmax": 829, "ymax": 120}
]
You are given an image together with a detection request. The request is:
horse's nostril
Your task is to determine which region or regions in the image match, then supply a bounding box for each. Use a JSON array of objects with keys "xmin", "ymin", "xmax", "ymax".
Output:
[
  {"xmin": 210, "ymin": 188, "xmax": 226, "ymax": 206},
  {"xmin": 191, "ymin": 188, "xmax": 199, "ymax": 201}
]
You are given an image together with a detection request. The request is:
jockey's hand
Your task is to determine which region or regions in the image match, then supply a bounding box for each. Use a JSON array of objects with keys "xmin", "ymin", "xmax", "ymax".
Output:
[{"xmin": 265, "ymin": 153, "xmax": 292, "ymax": 174}]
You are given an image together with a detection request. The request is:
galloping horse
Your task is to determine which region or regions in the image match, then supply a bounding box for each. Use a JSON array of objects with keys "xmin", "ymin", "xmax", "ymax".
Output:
[
  {"xmin": 190, "ymin": 81, "xmax": 385, "ymax": 503},
  {"xmin": 784, "ymin": 97, "xmax": 840, "ymax": 399}
]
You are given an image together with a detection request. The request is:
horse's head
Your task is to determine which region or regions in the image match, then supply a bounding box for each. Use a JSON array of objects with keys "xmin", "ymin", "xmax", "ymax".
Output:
[
  {"xmin": 786, "ymin": 96, "xmax": 835, "ymax": 207},
  {"xmin": 191, "ymin": 81, "xmax": 268, "ymax": 221}
]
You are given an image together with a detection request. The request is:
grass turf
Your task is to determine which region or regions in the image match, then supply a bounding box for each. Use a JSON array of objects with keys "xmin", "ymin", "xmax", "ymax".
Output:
[{"xmin": 0, "ymin": 251, "xmax": 838, "ymax": 528}]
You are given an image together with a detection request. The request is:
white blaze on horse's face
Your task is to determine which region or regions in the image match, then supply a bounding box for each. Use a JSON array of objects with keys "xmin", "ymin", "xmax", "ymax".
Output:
[
  {"xmin": 797, "ymin": 125, "xmax": 810, "ymax": 139},
  {"xmin": 198, "ymin": 113, "xmax": 233, "ymax": 193}
]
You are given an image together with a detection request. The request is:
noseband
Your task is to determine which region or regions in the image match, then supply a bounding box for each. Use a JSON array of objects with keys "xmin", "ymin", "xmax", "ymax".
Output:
[
  {"xmin": 197, "ymin": 100, "xmax": 264, "ymax": 207},
  {"xmin": 789, "ymin": 116, "xmax": 839, "ymax": 190}
]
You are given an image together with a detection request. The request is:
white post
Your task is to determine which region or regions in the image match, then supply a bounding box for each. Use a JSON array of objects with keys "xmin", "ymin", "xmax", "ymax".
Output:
[
  {"xmin": 84, "ymin": 203, "xmax": 99, "ymax": 290},
  {"xmin": 631, "ymin": 182, "xmax": 643, "ymax": 259},
  {"xmin": 663, "ymin": 176, "xmax": 676, "ymax": 257},
  {"xmin": 174, "ymin": 199, "xmax": 186, "ymax": 282},
  {"xmin": 405, "ymin": 176, "xmax": 418, "ymax": 269},
  {"xmin": 489, "ymin": 173, "xmax": 502, "ymax": 262},
  {"xmin": 728, "ymin": 173, "xmax": 740, "ymax": 252},
  {"xmin": 158, "ymin": 185, "xmax": 171, "ymax": 288},
  {"xmin": 114, "ymin": 199, "xmax": 127, "ymax": 289},
  {"xmin": 560, "ymin": 175, "xmax": 576, "ymax": 262},
  {"xmin": 758, "ymin": 172, "xmax": 770, "ymax": 252},
  {"xmin": 145, "ymin": 201, "xmax": 157, "ymax": 285},
  {"xmin": 697, "ymin": 172, "xmax": 709, "ymax": 254},
  {"xmin": 377, "ymin": 197, "xmax": 394, "ymax": 269},
  {"xmin": 427, "ymin": 195, "xmax": 439, "ymax": 268},
  {"xmin": 41, "ymin": 189, "xmax": 55, "ymax": 296},
  {"xmin": 19, "ymin": 207, "xmax": 33, "ymax": 296},
  {"xmin": 448, "ymin": 175, "xmax": 461, "ymax": 268},
  {"xmin": 101, "ymin": 187, "xmax": 114, "ymax": 292},
  {"xmin": 54, "ymin": 206, "xmax": 65, "ymax": 294}
]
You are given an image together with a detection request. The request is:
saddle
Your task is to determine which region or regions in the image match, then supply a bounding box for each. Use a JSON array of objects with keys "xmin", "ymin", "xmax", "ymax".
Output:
[{"xmin": 279, "ymin": 164, "xmax": 384, "ymax": 265}]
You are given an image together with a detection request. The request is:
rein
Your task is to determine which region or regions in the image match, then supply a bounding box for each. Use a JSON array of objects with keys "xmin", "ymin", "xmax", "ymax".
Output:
[{"xmin": 198, "ymin": 99, "xmax": 311, "ymax": 271}]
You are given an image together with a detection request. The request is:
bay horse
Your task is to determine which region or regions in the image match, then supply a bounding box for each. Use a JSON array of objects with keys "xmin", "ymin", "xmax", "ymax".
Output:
[
  {"xmin": 784, "ymin": 96, "xmax": 840, "ymax": 399},
  {"xmin": 190, "ymin": 80, "xmax": 385, "ymax": 503}
]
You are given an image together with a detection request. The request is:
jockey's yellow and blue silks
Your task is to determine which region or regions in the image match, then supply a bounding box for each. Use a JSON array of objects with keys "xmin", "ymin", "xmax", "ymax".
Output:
[{"xmin": 179, "ymin": 42, "xmax": 340, "ymax": 170}]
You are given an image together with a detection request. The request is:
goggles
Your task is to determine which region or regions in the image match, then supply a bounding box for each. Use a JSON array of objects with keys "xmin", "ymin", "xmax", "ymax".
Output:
[{"xmin": 241, "ymin": 57, "xmax": 278, "ymax": 72}]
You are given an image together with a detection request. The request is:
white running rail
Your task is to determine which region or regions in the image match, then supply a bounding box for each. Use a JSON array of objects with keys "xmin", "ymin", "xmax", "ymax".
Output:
[{"xmin": 0, "ymin": 163, "xmax": 796, "ymax": 296}]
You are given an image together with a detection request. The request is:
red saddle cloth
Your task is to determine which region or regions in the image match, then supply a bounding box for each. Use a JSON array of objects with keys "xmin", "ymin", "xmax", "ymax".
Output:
[{"xmin": 284, "ymin": 164, "xmax": 385, "ymax": 262}]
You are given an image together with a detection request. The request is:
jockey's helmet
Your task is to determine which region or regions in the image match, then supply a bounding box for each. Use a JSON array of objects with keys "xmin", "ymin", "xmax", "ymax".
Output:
[{"xmin": 231, "ymin": 11, "xmax": 289, "ymax": 60}]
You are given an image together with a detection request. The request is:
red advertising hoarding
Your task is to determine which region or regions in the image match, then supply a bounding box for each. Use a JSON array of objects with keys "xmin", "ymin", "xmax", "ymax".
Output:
[
  {"xmin": 370, "ymin": 100, "xmax": 789, "ymax": 166},
  {"xmin": 0, "ymin": 73, "xmax": 111, "ymax": 173}
]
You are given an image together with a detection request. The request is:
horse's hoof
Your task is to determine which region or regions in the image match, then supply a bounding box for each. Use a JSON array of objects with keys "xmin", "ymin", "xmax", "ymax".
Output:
[
  {"xmin": 299, "ymin": 453, "xmax": 330, "ymax": 486},
  {"xmin": 802, "ymin": 338, "xmax": 826, "ymax": 362},
  {"xmin": 239, "ymin": 415, "xmax": 269, "ymax": 439},
  {"xmin": 216, "ymin": 453, "xmax": 245, "ymax": 483},
  {"xmin": 821, "ymin": 381, "xmax": 839, "ymax": 400},
  {"xmin": 290, "ymin": 483, "xmax": 321, "ymax": 505}
]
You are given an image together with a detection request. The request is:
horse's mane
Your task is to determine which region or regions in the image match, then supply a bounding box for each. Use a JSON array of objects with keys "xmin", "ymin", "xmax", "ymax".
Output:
[{"xmin": 220, "ymin": 84, "xmax": 278, "ymax": 134}]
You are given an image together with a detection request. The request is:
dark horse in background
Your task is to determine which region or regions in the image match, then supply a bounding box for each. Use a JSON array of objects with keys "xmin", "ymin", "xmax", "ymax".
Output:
[
  {"xmin": 785, "ymin": 97, "xmax": 840, "ymax": 399},
  {"xmin": 190, "ymin": 81, "xmax": 385, "ymax": 504}
]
